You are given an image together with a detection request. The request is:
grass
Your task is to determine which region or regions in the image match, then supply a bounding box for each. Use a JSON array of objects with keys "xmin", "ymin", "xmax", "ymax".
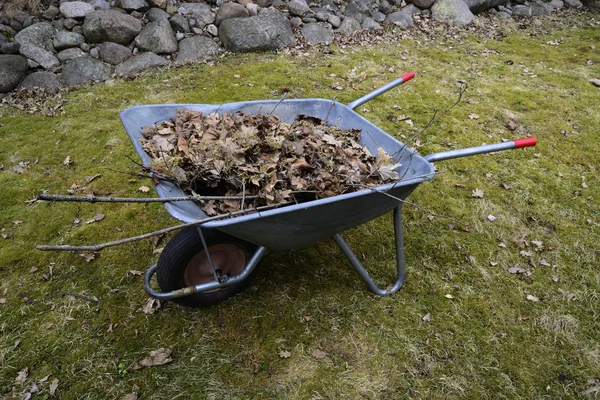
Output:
[{"xmin": 1, "ymin": 12, "xmax": 599, "ymax": 399}]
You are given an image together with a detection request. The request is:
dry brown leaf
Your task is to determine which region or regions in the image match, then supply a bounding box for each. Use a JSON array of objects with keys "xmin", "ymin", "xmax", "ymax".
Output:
[
  {"xmin": 422, "ymin": 313, "xmax": 431, "ymax": 322},
  {"xmin": 279, "ymin": 350, "xmax": 291, "ymax": 358},
  {"xmin": 0, "ymin": 298, "xmax": 6, "ymax": 304},
  {"xmin": 15, "ymin": 367, "xmax": 29, "ymax": 384},
  {"xmin": 526, "ymin": 294, "xmax": 539, "ymax": 302},
  {"xmin": 487, "ymin": 215, "xmax": 496, "ymax": 222},
  {"xmin": 506, "ymin": 120, "xmax": 517, "ymax": 131},
  {"xmin": 311, "ymin": 349, "xmax": 327, "ymax": 359},
  {"xmin": 63, "ymin": 156, "xmax": 73, "ymax": 166},
  {"xmin": 539, "ymin": 258, "xmax": 551, "ymax": 267},
  {"xmin": 468, "ymin": 113, "xmax": 479, "ymax": 119},
  {"xmin": 142, "ymin": 298, "xmax": 161, "ymax": 315},
  {"xmin": 129, "ymin": 270, "xmax": 144, "ymax": 276},
  {"xmin": 122, "ymin": 394, "xmax": 138, "ymax": 400},
  {"xmin": 139, "ymin": 348, "xmax": 172, "ymax": 367},
  {"xmin": 49, "ymin": 379, "xmax": 59, "ymax": 396},
  {"xmin": 138, "ymin": 186, "xmax": 150, "ymax": 193},
  {"xmin": 471, "ymin": 188, "xmax": 484, "ymax": 198}
]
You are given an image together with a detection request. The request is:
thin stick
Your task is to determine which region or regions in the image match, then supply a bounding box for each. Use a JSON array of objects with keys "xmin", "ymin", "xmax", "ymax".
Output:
[
  {"xmin": 324, "ymin": 96, "xmax": 337, "ymax": 122},
  {"xmin": 269, "ymin": 93, "xmax": 288, "ymax": 116},
  {"xmin": 36, "ymin": 193, "xmax": 258, "ymax": 203},
  {"xmin": 36, "ymin": 202, "xmax": 292, "ymax": 252},
  {"xmin": 59, "ymin": 291, "xmax": 100, "ymax": 303}
]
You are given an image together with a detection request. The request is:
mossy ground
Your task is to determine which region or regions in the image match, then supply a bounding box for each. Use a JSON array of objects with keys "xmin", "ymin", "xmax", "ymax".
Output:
[{"xmin": 1, "ymin": 13, "xmax": 599, "ymax": 399}]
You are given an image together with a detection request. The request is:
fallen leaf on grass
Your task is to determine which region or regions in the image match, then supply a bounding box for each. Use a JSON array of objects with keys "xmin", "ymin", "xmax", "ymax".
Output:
[
  {"xmin": 526, "ymin": 294, "xmax": 539, "ymax": 302},
  {"xmin": 311, "ymin": 349, "xmax": 327, "ymax": 359},
  {"xmin": 279, "ymin": 350, "xmax": 291, "ymax": 358},
  {"xmin": 80, "ymin": 253, "xmax": 97, "ymax": 263},
  {"xmin": 487, "ymin": 214, "xmax": 496, "ymax": 222},
  {"xmin": 0, "ymin": 298, "xmax": 6, "ymax": 304},
  {"xmin": 63, "ymin": 156, "xmax": 73, "ymax": 166},
  {"xmin": 471, "ymin": 189, "xmax": 484, "ymax": 198},
  {"xmin": 15, "ymin": 367, "xmax": 29, "ymax": 384},
  {"xmin": 422, "ymin": 313, "xmax": 431, "ymax": 322},
  {"xmin": 539, "ymin": 258, "xmax": 551, "ymax": 267},
  {"xmin": 444, "ymin": 294, "xmax": 454, "ymax": 299},
  {"xmin": 49, "ymin": 378, "xmax": 59, "ymax": 396},
  {"xmin": 520, "ymin": 250, "xmax": 532, "ymax": 258},
  {"xmin": 506, "ymin": 120, "xmax": 517, "ymax": 131},
  {"xmin": 128, "ymin": 270, "xmax": 144, "ymax": 276},
  {"xmin": 39, "ymin": 374, "xmax": 51, "ymax": 384},
  {"xmin": 304, "ymin": 315, "xmax": 312, "ymax": 321},
  {"xmin": 139, "ymin": 348, "xmax": 172, "ymax": 367},
  {"xmin": 501, "ymin": 182, "xmax": 513, "ymax": 190},
  {"xmin": 490, "ymin": 261, "xmax": 498, "ymax": 266},
  {"xmin": 138, "ymin": 186, "xmax": 150, "ymax": 193},
  {"xmin": 122, "ymin": 394, "xmax": 138, "ymax": 400},
  {"xmin": 142, "ymin": 298, "xmax": 161, "ymax": 315},
  {"xmin": 589, "ymin": 78, "xmax": 600, "ymax": 88},
  {"xmin": 30, "ymin": 266, "xmax": 38, "ymax": 273},
  {"xmin": 86, "ymin": 213, "xmax": 105, "ymax": 224},
  {"xmin": 468, "ymin": 113, "xmax": 479, "ymax": 119},
  {"xmin": 508, "ymin": 265, "xmax": 531, "ymax": 276},
  {"xmin": 12, "ymin": 161, "xmax": 30, "ymax": 174}
]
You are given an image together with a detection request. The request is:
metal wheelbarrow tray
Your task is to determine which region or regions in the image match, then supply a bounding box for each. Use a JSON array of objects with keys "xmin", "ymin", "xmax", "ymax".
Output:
[{"xmin": 120, "ymin": 72, "xmax": 537, "ymax": 307}]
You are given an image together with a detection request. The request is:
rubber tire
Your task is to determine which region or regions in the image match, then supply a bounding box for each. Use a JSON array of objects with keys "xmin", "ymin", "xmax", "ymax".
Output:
[{"xmin": 156, "ymin": 226, "xmax": 259, "ymax": 307}]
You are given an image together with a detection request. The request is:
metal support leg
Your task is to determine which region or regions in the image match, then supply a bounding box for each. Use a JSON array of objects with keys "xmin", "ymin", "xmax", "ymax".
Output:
[{"xmin": 333, "ymin": 205, "xmax": 406, "ymax": 296}]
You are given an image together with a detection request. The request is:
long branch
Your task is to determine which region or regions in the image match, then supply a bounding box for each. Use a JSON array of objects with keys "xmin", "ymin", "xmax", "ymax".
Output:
[
  {"xmin": 37, "ymin": 193, "xmax": 258, "ymax": 203},
  {"xmin": 36, "ymin": 202, "xmax": 292, "ymax": 252}
]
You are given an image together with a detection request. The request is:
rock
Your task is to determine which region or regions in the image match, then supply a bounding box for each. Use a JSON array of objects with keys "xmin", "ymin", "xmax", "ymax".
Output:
[
  {"xmin": 115, "ymin": 52, "xmax": 169, "ymax": 76},
  {"xmin": 497, "ymin": 5, "xmax": 512, "ymax": 13},
  {"xmin": 28, "ymin": 59, "xmax": 40, "ymax": 68},
  {"xmin": 315, "ymin": 11, "xmax": 330, "ymax": 21},
  {"xmin": 290, "ymin": 16, "xmax": 303, "ymax": 28},
  {"xmin": 179, "ymin": 3, "xmax": 213, "ymax": 14},
  {"xmin": 328, "ymin": 14, "xmax": 341, "ymax": 27},
  {"xmin": 301, "ymin": 22, "xmax": 334, "ymax": 44},
  {"xmin": 60, "ymin": 1, "xmax": 95, "ymax": 19},
  {"xmin": 18, "ymin": 71, "xmax": 63, "ymax": 93},
  {"xmin": 302, "ymin": 17, "xmax": 318, "ymax": 23},
  {"xmin": 1, "ymin": 42, "xmax": 21, "ymax": 54},
  {"xmin": 345, "ymin": 0, "xmax": 371, "ymax": 20},
  {"xmin": 0, "ymin": 54, "xmax": 28, "ymax": 93},
  {"xmin": 288, "ymin": 0, "xmax": 313, "ymax": 16},
  {"xmin": 496, "ymin": 10, "xmax": 511, "ymax": 16},
  {"xmin": 43, "ymin": 5, "xmax": 60, "ymax": 20},
  {"xmin": 431, "ymin": 0, "xmax": 474, "ymax": 24},
  {"xmin": 88, "ymin": 0, "xmax": 111, "ymax": 9},
  {"xmin": 530, "ymin": 2, "xmax": 553, "ymax": 14},
  {"xmin": 148, "ymin": 0, "xmax": 167, "ymax": 8},
  {"xmin": 0, "ymin": 33, "xmax": 8, "ymax": 46},
  {"xmin": 148, "ymin": 8, "xmax": 170, "ymax": 21},
  {"xmin": 589, "ymin": 78, "xmax": 600, "ymax": 87},
  {"xmin": 219, "ymin": 11, "xmax": 295, "ymax": 53},
  {"xmin": 563, "ymin": 0, "xmax": 582, "ymax": 7},
  {"xmin": 216, "ymin": 3, "xmax": 250, "ymax": 25},
  {"xmin": 19, "ymin": 43, "xmax": 60, "ymax": 69},
  {"xmin": 63, "ymin": 56, "xmax": 112, "ymax": 85},
  {"xmin": 463, "ymin": 0, "xmax": 507, "ymax": 13},
  {"xmin": 90, "ymin": 47, "xmax": 99, "ymax": 58},
  {"xmin": 549, "ymin": 0, "xmax": 563, "ymax": 8},
  {"xmin": 371, "ymin": 10, "xmax": 386, "ymax": 22},
  {"xmin": 399, "ymin": 4, "xmax": 422, "ymax": 14},
  {"xmin": 175, "ymin": 36, "xmax": 221, "ymax": 62},
  {"xmin": 408, "ymin": 0, "xmax": 436, "ymax": 8},
  {"xmin": 81, "ymin": 42, "xmax": 91, "ymax": 52},
  {"xmin": 9, "ymin": 19, "xmax": 23, "ymax": 32},
  {"xmin": 336, "ymin": 16, "xmax": 361, "ymax": 34},
  {"xmin": 57, "ymin": 47, "xmax": 87, "ymax": 61},
  {"xmin": 63, "ymin": 18, "xmax": 79, "ymax": 30},
  {"xmin": 169, "ymin": 14, "xmax": 190, "ymax": 32},
  {"xmin": 380, "ymin": 0, "xmax": 392, "ymax": 13},
  {"xmin": 117, "ymin": 0, "xmax": 149, "ymax": 11},
  {"xmin": 206, "ymin": 24, "xmax": 219, "ymax": 36},
  {"xmin": 254, "ymin": 0, "xmax": 275, "ymax": 5},
  {"xmin": 361, "ymin": 16, "xmax": 382, "ymax": 30},
  {"xmin": 247, "ymin": 3, "xmax": 259, "ymax": 15},
  {"xmin": 386, "ymin": 11, "xmax": 413, "ymax": 27},
  {"xmin": 83, "ymin": 10, "xmax": 143, "ymax": 44},
  {"xmin": 511, "ymin": 4, "xmax": 531, "ymax": 15},
  {"xmin": 134, "ymin": 18, "xmax": 178, "ymax": 54},
  {"xmin": 175, "ymin": 32, "xmax": 184, "ymax": 40},
  {"xmin": 14, "ymin": 22, "xmax": 55, "ymax": 52},
  {"xmin": 53, "ymin": 30, "xmax": 86, "ymax": 51},
  {"xmin": 190, "ymin": 9, "xmax": 216, "ymax": 29}
]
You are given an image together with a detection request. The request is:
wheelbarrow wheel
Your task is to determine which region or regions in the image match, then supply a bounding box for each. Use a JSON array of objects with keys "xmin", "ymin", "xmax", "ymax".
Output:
[{"xmin": 156, "ymin": 226, "xmax": 259, "ymax": 307}]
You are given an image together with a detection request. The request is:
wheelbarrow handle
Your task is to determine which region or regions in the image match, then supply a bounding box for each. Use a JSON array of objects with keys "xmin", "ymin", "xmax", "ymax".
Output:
[
  {"xmin": 347, "ymin": 72, "xmax": 415, "ymax": 110},
  {"xmin": 424, "ymin": 137, "xmax": 537, "ymax": 163}
]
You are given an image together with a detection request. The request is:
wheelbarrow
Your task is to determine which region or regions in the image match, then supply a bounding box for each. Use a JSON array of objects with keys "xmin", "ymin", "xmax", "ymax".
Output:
[{"xmin": 120, "ymin": 72, "xmax": 537, "ymax": 307}]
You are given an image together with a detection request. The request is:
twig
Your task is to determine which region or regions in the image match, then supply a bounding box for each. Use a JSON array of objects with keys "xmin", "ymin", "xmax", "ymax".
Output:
[
  {"xmin": 241, "ymin": 180, "xmax": 246, "ymax": 211},
  {"xmin": 269, "ymin": 93, "xmax": 288, "ymax": 116},
  {"xmin": 324, "ymin": 96, "xmax": 337, "ymax": 122},
  {"xmin": 36, "ymin": 201, "xmax": 293, "ymax": 252},
  {"xmin": 37, "ymin": 193, "xmax": 258, "ymax": 203},
  {"xmin": 59, "ymin": 291, "xmax": 100, "ymax": 303}
]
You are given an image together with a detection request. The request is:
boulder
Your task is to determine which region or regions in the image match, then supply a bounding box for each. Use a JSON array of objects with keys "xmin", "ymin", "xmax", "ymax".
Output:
[
  {"xmin": 134, "ymin": 18, "xmax": 178, "ymax": 54},
  {"xmin": 97, "ymin": 41, "xmax": 132, "ymax": 64},
  {"xmin": 63, "ymin": 18, "xmax": 79, "ymax": 30},
  {"xmin": 215, "ymin": 3, "xmax": 249, "ymax": 26},
  {"xmin": 59, "ymin": 2, "xmax": 95, "ymax": 19},
  {"xmin": 175, "ymin": 36, "xmax": 221, "ymax": 62},
  {"xmin": 89, "ymin": 0, "xmax": 111, "ymax": 9},
  {"xmin": 336, "ymin": 17, "xmax": 361, "ymax": 35},
  {"xmin": 386, "ymin": 12, "xmax": 414, "ymax": 27},
  {"xmin": 18, "ymin": 71, "xmax": 63, "ymax": 93},
  {"xmin": 179, "ymin": 3, "xmax": 213, "ymax": 14},
  {"xmin": 169, "ymin": 14, "xmax": 190, "ymax": 32},
  {"xmin": 115, "ymin": 52, "xmax": 169, "ymax": 76},
  {"xmin": 463, "ymin": 0, "xmax": 507, "ymax": 13},
  {"xmin": 531, "ymin": 2, "xmax": 554, "ymax": 14},
  {"xmin": 147, "ymin": 8, "xmax": 170, "ymax": 21},
  {"xmin": 301, "ymin": 23, "xmax": 334, "ymax": 44},
  {"xmin": 361, "ymin": 16, "xmax": 382, "ymax": 30},
  {"xmin": 0, "ymin": 54, "xmax": 28, "ymax": 93},
  {"xmin": 1, "ymin": 42, "xmax": 21, "ymax": 54},
  {"xmin": 288, "ymin": 0, "xmax": 312, "ymax": 16},
  {"xmin": 549, "ymin": 0, "xmax": 564, "ymax": 8},
  {"xmin": 563, "ymin": 0, "xmax": 582, "ymax": 7},
  {"xmin": 328, "ymin": 14, "xmax": 341, "ymax": 28},
  {"xmin": 19, "ymin": 43, "xmax": 60, "ymax": 69},
  {"xmin": 43, "ymin": 5, "xmax": 60, "ymax": 20},
  {"xmin": 511, "ymin": 4, "xmax": 531, "ymax": 15},
  {"xmin": 14, "ymin": 22, "xmax": 55, "ymax": 52},
  {"xmin": 62, "ymin": 57, "xmax": 112, "ymax": 86},
  {"xmin": 57, "ymin": 47, "xmax": 87, "ymax": 61},
  {"xmin": 191, "ymin": 10, "xmax": 216, "ymax": 29},
  {"xmin": 83, "ymin": 10, "xmax": 143, "ymax": 45},
  {"xmin": 219, "ymin": 12, "xmax": 295, "ymax": 53},
  {"xmin": 53, "ymin": 30, "xmax": 86, "ymax": 51},
  {"xmin": 408, "ymin": 0, "xmax": 436, "ymax": 8},
  {"xmin": 116, "ymin": 0, "xmax": 149, "ymax": 11},
  {"xmin": 431, "ymin": 0, "xmax": 474, "ymax": 24}
]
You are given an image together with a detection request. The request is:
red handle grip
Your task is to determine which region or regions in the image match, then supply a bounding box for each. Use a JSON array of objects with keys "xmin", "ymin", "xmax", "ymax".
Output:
[
  {"xmin": 401, "ymin": 71, "xmax": 415, "ymax": 82},
  {"xmin": 513, "ymin": 137, "xmax": 537, "ymax": 148}
]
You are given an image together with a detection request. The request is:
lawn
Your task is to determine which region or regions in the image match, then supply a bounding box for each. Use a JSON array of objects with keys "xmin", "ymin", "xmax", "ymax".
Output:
[{"xmin": 0, "ymin": 12, "xmax": 599, "ymax": 399}]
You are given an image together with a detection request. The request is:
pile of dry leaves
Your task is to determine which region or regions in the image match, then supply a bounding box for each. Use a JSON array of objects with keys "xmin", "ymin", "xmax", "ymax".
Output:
[{"xmin": 141, "ymin": 109, "xmax": 399, "ymax": 215}]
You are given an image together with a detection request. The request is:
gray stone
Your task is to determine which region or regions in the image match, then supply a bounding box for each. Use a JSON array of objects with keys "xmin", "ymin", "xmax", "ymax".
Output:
[
  {"xmin": 215, "ymin": 3, "xmax": 249, "ymax": 25},
  {"xmin": 336, "ymin": 16, "xmax": 361, "ymax": 34},
  {"xmin": 53, "ymin": 30, "xmax": 86, "ymax": 51},
  {"xmin": 0, "ymin": 54, "xmax": 28, "ymax": 93},
  {"xmin": 549, "ymin": 0, "xmax": 563, "ymax": 8},
  {"xmin": 345, "ymin": 0, "xmax": 371, "ymax": 19},
  {"xmin": 175, "ymin": 36, "xmax": 220, "ymax": 62},
  {"xmin": 361, "ymin": 16, "xmax": 382, "ymax": 30},
  {"xmin": 179, "ymin": 3, "xmax": 212, "ymax": 14},
  {"xmin": 0, "ymin": 33, "xmax": 8, "ymax": 46},
  {"xmin": 169, "ymin": 14, "xmax": 190, "ymax": 32},
  {"xmin": 14, "ymin": 22, "xmax": 55, "ymax": 52},
  {"xmin": 83, "ymin": 10, "xmax": 143, "ymax": 44},
  {"xmin": 254, "ymin": 0, "xmax": 275, "ymax": 5},
  {"xmin": 43, "ymin": 5, "xmax": 60, "ymax": 20},
  {"xmin": 431, "ymin": 0, "xmax": 474, "ymax": 24},
  {"xmin": 380, "ymin": 0, "xmax": 392, "ymax": 13},
  {"xmin": 147, "ymin": 7, "xmax": 170, "ymax": 21},
  {"xmin": 9, "ymin": 19, "xmax": 23, "ymax": 32},
  {"xmin": 22, "ymin": 16, "xmax": 34, "ymax": 29},
  {"xmin": 315, "ymin": 11, "xmax": 329, "ymax": 21},
  {"xmin": 463, "ymin": 0, "xmax": 507, "ymax": 13},
  {"xmin": 191, "ymin": 10, "xmax": 216, "ymax": 29},
  {"xmin": 18, "ymin": 71, "xmax": 63, "ymax": 93},
  {"xmin": 88, "ymin": 0, "xmax": 111, "ymax": 9},
  {"xmin": 497, "ymin": 5, "xmax": 512, "ymax": 13},
  {"xmin": 511, "ymin": 4, "xmax": 531, "ymax": 15},
  {"xmin": 63, "ymin": 18, "xmax": 79, "ymax": 30},
  {"xmin": 530, "ymin": 2, "xmax": 553, "ymax": 14},
  {"xmin": 90, "ymin": 47, "xmax": 99, "ymax": 58},
  {"xmin": 386, "ymin": 11, "xmax": 414, "ymax": 27},
  {"xmin": 289, "ymin": 0, "xmax": 313, "ymax": 16},
  {"xmin": 206, "ymin": 24, "xmax": 219, "ymax": 36},
  {"xmin": 496, "ymin": 10, "xmax": 511, "ymax": 16},
  {"xmin": 60, "ymin": 1, "xmax": 95, "ymax": 19},
  {"xmin": 290, "ymin": 16, "xmax": 303, "ymax": 29},
  {"xmin": 63, "ymin": 57, "xmax": 111, "ymax": 85},
  {"xmin": 400, "ymin": 4, "xmax": 422, "ymax": 14},
  {"xmin": 19, "ymin": 43, "xmax": 60, "ymax": 69},
  {"xmin": 408, "ymin": 0, "xmax": 436, "ymax": 7},
  {"xmin": 1, "ymin": 42, "xmax": 21, "ymax": 54},
  {"xmin": 148, "ymin": 0, "xmax": 167, "ymax": 8},
  {"xmin": 175, "ymin": 32, "xmax": 184, "ymax": 40},
  {"xmin": 563, "ymin": 0, "xmax": 582, "ymax": 7},
  {"xmin": 97, "ymin": 41, "xmax": 132, "ymax": 64},
  {"xmin": 134, "ymin": 18, "xmax": 177, "ymax": 54},
  {"xmin": 115, "ymin": 52, "xmax": 169, "ymax": 76},
  {"xmin": 219, "ymin": 11, "xmax": 295, "ymax": 53},
  {"xmin": 117, "ymin": 0, "xmax": 149, "ymax": 11},
  {"xmin": 302, "ymin": 17, "xmax": 318, "ymax": 23},
  {"xmin": 73, "ymin": 25, "xmax": 84, "ymax": 34},
  {"xmin": 370, "ymin": 10, "xmax": 386, "ymax": 21},
  {"xmin": 28, "ymin": 59, "xmax": 40, "ymax": 68},
  {"xmin": 57, "ymin": 47, "xmax": 87, "ymax": 61},
  {"xmin": 247, "ymin": 3, "xmax": 259, "ymax": 15},
  {"xmin": 301, "ymin": 22, "xmax": 333, "ymax": 44},
  {"xmin": 328, "ymin": 14, "xmax": 341, "ymax": 27}
]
